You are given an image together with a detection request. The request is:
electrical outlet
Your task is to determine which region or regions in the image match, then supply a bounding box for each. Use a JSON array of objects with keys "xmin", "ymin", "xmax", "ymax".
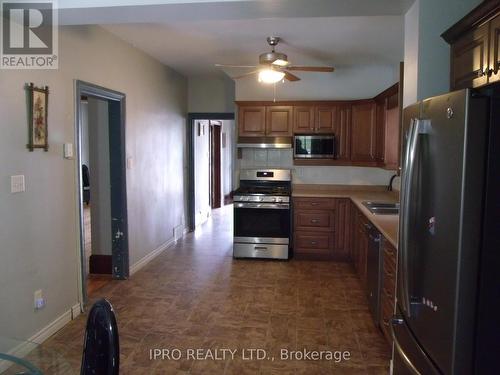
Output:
[
  {"xmin": 34, "ymin": 289, "xmax": 45, "ymax": 310},
  {"xmin": 11, "ymin": 175, "xmax": 25, "ymax": 193}
]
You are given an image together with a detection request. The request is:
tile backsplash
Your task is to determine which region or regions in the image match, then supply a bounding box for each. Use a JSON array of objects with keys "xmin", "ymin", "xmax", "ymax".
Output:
[{"xmin": 236, "ymin": 148, "xmax": 397, "ymax": 186}]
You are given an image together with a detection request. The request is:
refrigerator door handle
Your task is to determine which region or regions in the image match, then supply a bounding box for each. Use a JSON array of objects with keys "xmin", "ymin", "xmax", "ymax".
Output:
[
  {"xmin": 391, "ymin": 318, "xmax": 423, "ymax": 375},
  {"xmin": 399, "ymin": 118, "xmax": 419, "ymax": 317}
]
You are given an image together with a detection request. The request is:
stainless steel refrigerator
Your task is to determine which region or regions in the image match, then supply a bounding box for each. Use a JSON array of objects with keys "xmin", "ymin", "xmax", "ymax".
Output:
[{"xmin": 392, "ymin": 89, "xmax": 500, "ymax": 374}]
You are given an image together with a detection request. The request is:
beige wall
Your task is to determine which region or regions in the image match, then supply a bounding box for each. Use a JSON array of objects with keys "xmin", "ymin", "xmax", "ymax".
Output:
[
  {"xmin": 0, "ymin": 25, "xmax": 187, "ymax": 341},
  {"xmin": 188, "ymin": 74, "xmax": 235, "ymax": 113}
]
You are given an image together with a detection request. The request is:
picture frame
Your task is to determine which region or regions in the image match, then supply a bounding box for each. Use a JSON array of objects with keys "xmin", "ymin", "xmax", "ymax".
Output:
[{"xmin": 26, "ymin": 83, "xmax": 49, "ymax": 151}]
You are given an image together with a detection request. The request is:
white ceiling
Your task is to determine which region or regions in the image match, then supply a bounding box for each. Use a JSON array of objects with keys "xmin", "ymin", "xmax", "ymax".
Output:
[{"xmin": 58, "ymin": 0, "xmax": 408, "ymax": 76}]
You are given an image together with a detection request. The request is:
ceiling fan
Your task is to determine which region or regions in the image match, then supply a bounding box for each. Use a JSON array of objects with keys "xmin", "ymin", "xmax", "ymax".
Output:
[{"xmin": 215, "ymin": 36, "xmax": 335, "ymax": 84}]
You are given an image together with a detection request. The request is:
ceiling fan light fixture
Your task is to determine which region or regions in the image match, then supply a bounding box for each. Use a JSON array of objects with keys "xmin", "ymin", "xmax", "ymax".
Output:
[
  {"xmin": 272, "ymin": 59, "xmax": 289, "ymax": 67},
  {"xmin": 258, "ymin": 69, "xmax": 285, "ymax": 84}
]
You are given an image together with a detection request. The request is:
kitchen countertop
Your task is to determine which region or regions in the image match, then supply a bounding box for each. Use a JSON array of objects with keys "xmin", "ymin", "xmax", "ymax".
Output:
[{"xmin": 292, "ymin": 184, "xmax": 399, "ymax": 248}]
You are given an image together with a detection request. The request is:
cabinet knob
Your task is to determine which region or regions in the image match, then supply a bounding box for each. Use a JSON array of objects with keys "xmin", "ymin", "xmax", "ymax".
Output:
[{"xmin": 310, "ymin": 241, "xmax": 318, "ymax": 245}]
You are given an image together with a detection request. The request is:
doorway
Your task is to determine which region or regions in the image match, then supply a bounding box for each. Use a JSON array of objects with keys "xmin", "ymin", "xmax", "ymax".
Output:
[
  {"xmin": 75, "ymin": 81, "xmax": 129, "ymax": 307},
  {"xmin": 187, "ymin": 113, "xmax": 235, "ymax": 231}
]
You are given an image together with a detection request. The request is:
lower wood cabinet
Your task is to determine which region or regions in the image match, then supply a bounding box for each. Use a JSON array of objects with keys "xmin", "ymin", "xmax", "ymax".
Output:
[{"xmin": 293, "ymin": 197, "xmax": 349, "ymax": 260}]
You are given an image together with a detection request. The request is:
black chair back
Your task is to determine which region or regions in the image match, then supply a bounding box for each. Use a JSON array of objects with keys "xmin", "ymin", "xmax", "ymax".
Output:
[{"xmin": 80, "ymin": 299, "xmax": 119, "ymax": 375}]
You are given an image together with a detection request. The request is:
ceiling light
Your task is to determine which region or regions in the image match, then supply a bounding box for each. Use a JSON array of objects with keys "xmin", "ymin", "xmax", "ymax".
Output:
[
  {"xmin": 272, "ymin": 59, "xmax": 289, "ymax": 67},
  {"xmin": 258, "ymin": 69, "xmax": 285, "ymax": 84}
]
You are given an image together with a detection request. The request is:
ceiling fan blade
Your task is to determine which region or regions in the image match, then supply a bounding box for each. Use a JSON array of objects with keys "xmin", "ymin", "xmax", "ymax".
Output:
[
  {"xmin": 231, "ymin": 70, "xmax": 259, "ymax": 80},
  {"xmin": 284, "ymin": 71, "xmax": 301, "ymax": 82},
  {"xmin": 215, "ymin": 64, "xmax": 257, "ymax": 68},
  {"xmin": 287, "ymin": 66, "xmax": 335, "ymax": 72}
]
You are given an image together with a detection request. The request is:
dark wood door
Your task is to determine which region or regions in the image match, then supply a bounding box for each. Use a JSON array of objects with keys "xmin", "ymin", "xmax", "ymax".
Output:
[
  {"xmin": 210, "ymin": 124, "xmax": 221, "ymax": 209},
  {"xmin": 315, "ymin": 105, "xmax": 337, "ymax": 134},
  {"xmin": 335, "ymin": 105, "xmax": 351, "ymax": 161},
  {"xmin": 108, "ymin": 99, "xmax": 129, "ymax": 280},
  {"xmin": 450, "ymin": 22, "xmax": 490, "ymax": 89},
  {"xmin": 489, "ymin": 15, "xmax": 500, "ymax": 84},
  {"xmin": 293, "ymin": 106, "xmax": 315, "ymax": 133},
  {"xmin": 238, "ymin": 106, "xmax": 266, "ymax": 136},
  {"xmin": 266, "ymin": 106, "xmax": 293, "ymax": 136},
  {"xmin": 351, "ymin": 101, "xmax": 377, "ymax": 162}
]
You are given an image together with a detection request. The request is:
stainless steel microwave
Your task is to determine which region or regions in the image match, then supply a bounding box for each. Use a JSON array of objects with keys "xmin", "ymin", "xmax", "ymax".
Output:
[{"xmin": 293, "ymin": 134, "xmax": 335, "ymax": 159}]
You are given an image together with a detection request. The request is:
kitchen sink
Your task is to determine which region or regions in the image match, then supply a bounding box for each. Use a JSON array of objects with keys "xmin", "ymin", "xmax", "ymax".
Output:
[{"xmin": 362, "ymin": 201, "xmax": 400, "ymax": 215}]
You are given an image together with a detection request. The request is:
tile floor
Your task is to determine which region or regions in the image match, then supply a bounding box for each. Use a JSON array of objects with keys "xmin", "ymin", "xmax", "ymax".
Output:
[{"xmin": 25, "ymin": 205, "xmax": 391, "ymax": 374}]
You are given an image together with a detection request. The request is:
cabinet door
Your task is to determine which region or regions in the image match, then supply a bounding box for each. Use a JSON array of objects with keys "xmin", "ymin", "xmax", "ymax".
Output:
[
  {"xmin": 450, "ymin": 22, "xmax": 490, "ymax": 90},
  {"xmin": 351, "ymin": 101, "xmax": 377, "ymax": 162},
  {"xmin": 489, "ymin": 15, "xmax": 500, "ymax": 84},
  {"xmin": 334, "ymin": 198, "xmax": 351, "ymax": 260},
  {"xmin": 293, "ymin": 106, "xmax": 315, "ymax": 133},
  {"xmin": 238, "ymin": 106, "xmax": 266, "ymax": 136},
  {"xmin": 335, "ymin": 105, "xmax": 351, "ymax": 161},
  {"xmin": 266, "ymin": 106, "xmax": 293, "ymax": 136},
  {"xmin": 315, "ymin": 106, "xmax": 337, "ymax": 134},
  {"xmin": 375, "ymin": 99, "xmax": 386, "ymax": 163},
  {"xmin": 384, "ymin": 103, "xmax": 400, "ymax": 170}
]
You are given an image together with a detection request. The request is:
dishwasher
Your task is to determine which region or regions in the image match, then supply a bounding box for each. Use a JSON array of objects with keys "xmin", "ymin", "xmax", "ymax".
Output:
[{"xmin": 366, "ymin": 224, "xmax": 382, "ymax": 326}]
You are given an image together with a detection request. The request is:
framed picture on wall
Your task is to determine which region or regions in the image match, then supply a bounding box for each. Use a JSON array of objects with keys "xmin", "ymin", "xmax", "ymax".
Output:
[{"xmin": 26, "ymin": 83, "xmax": 49, "ymax": 151}]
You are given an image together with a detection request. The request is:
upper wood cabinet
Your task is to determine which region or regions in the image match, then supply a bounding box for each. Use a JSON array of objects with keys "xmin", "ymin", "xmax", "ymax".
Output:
[
  {"xmin": 238, "ymin": 105, "xmax": 266, "ymax": 136},
  {"xmin": 293, "ymin": 106, "xmax": 315, "ymax": 133},
  {"xmin": 266, "ymin": 106, "xmax": 293, "ymax": 136},
  {"xmin": 442, "ymin": 1, "xmax": 500, "ymax": 90},
  {"xmin": 450, "ymin": 23, "xmax": 490, "ymax": 89},
  {"xmin": 489, "ymin": 14, "xmax": 500, "ymax": 84},
  {"xmin": 293, "ymin": 105, "xmax": 337, "ymax": 134},
  {"xmin": 238, "ymin": 104, "xmax": 293, "ymax": 137},
  {"xmin": 351, "ymin": 101, "xmax": 377, "ymax": 163},
  {"xmin": 315, "ymin": 105, "xmax": 337, "ymax": 133},
  {"xmin": 374, "ymin": 82, "xmax": 401, "ymax": 170},
  {"xmin": 335, "ymin": 105, "xmax": 351, "ymax": 161}
]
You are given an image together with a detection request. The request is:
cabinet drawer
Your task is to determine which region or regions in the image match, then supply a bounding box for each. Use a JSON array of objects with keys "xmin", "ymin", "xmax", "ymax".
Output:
[
  {"xmin": 294, "ymin": 231, "xmax": 334, "ymax": 254},
  {"xmin": 294, "ymin": 197, "xmax": 335, "ymax": 210},
  {"xmin": 294, "ymin": 210, "xmax": 335, "ymax": 231}
]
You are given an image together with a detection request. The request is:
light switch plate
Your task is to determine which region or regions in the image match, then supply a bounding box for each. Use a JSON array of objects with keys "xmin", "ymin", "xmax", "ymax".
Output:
[
  {"xmin": 63, "ymin": 143, "xmax": 74, "ymax": 159},
  {"xmin": 11, "ymin": 175, "xmax": 25, "ymax": 193}
]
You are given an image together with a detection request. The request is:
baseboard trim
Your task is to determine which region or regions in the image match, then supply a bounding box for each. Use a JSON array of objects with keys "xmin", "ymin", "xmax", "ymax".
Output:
[
  {"xmin": 130, "ymin": 237, "xmax": 176, "ymax": 276},
  {"xmin": 71, "ymin": 303, "xmax": 82, "ymax": 320},
  {"xmin": 30, "ymin": 309, "xmax": 73, "ymax": 345}
]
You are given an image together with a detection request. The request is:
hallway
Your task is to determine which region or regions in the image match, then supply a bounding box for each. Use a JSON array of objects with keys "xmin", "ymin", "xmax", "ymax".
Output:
[{"xmin": 34, "ymin": 205, "xmax": 390, "ymax": 374}]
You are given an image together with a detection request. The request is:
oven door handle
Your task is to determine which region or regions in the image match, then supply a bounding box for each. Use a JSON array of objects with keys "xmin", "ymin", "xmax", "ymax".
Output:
[{"xmin": 235, "ymin": 203, "xmax": 290, "ymax": 209}]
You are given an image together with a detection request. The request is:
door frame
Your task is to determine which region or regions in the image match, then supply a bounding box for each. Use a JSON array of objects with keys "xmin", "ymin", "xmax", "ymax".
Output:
[
  {"xmin": 74, "ymin": 80, "xmax": 129, "ymax": 308},
  {"xmin": 210, "ymin": 121, "xmax": 222, "ymax": 209},
  {"xmin": 187, "ymin": 113, "xmax": 234, "ymax": 231}
]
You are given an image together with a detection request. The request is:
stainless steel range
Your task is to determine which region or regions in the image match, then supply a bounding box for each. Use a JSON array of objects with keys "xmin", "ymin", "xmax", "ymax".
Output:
[{"xmin": 233, "ymin": 169, "xmax": 291, "ymax": 260}]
